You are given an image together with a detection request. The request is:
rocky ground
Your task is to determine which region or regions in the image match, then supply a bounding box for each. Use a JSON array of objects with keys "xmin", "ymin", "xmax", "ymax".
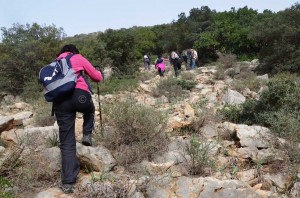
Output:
[{"xmin": 0, "ymin": 61, "xmax": 299, "ymax": 198}]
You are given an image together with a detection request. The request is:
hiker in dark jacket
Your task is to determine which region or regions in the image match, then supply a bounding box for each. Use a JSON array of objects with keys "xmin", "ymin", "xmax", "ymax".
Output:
[
  {"xmin": 171, "ymin": 51, "xmax": 181, "ymax": 77},
  {"xmin": 54, "ymin": 44, "xmax": 102, "ymax": 194}
]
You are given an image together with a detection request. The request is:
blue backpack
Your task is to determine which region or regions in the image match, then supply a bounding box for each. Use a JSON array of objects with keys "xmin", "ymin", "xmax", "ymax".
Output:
[{"xmin": 39, "ymin": 54, "xmax": 78, "ymax": 102}]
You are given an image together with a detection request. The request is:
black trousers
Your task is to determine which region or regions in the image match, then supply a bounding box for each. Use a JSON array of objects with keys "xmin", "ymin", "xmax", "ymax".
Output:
[
  {"xmin": 158, "ymin": 68, "xmax": 164, "ymax": 76},
  {"xmin": 173, "ymin": 59, "xmax": 181, "ymax": 77},
  {"xmin": 54, "ymin": 88, "xmax": 95, "ymax": 184}
]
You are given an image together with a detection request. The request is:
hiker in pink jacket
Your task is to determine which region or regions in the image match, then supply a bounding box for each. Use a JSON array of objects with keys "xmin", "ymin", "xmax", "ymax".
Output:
[
  {"xmin": 155, "ymin": 55, "xmax": 165, "ymax": 77},
  {"xmin": 54, "ymin": 44, "xmax": 102, "ymax": 194}
]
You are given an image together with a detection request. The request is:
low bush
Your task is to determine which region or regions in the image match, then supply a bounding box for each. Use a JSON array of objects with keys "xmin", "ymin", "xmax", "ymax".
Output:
[
  {"xmin": 32, "ymin": 98, "xmax": 56, "ymax": 127},
  {"xmin": 20, "ymin": 80, "xmax": 43, "ymax": 103},
  {"xmin": 6, "ymin": 136, "xmax": 59, "ymax": 195},
  {"xmin": 0, "ymin": 176, "xmax": 13, "ymax": 198},
  {"xmin": 220, "ymin": 72, "xmax": 300, "ymax": 164},
  {"xmin": 183, "ymin": 136, "xmax": 216, "ymax": 175},
  {"xmin": 176, "ymin": 80, "xmax": 197, "ymax": 91},
  {"xmin": 180, "ymin": 72, "xmax": 196, "ymax": 81},
  {"xmin": 154, "ymin": 77, "xmax": 184, "ymax": 103},
  {"xmin": 221, "ymin": 73, "xmax": 300, "ymax": 124},
  {"xmin": 103, "ymin": 99, "xmax": 168, "ymax": 167},
  {"xmin": 214, "ymin": 66, "xmax": 226, "ymax": 80},
  {"xmin": 154, "ymin": 77, "xmax": 195, "ymax": 102},
  {"xmin": 231, "ymin": 74, "xmax": 267, "ymax": 93},
  {"xmin": 95, "ymin": 76, "xmax": 139, "ymax": 95},
  {"xmin": 217, "ymin": 52, "xmax": 237, "ymax": 69},
  {"xmin": 47, "ymin": 132, "xmax": 59, "ymax": 147}
]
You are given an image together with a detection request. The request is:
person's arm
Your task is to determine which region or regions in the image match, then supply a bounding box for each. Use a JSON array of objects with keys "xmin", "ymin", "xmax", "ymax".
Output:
[{"xmin": 80, "ymin": 55, "xmax": 103, "ymax": 82}]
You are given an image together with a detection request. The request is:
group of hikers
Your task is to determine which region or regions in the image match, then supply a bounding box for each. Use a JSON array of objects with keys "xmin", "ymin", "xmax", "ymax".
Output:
[
  {"xmin": 40, "ymin": 44, "xmax": 199, "ymax": 194},
  {"xmin": 143, "ymin": 48, "xmax": 198, "ymax": 77}
]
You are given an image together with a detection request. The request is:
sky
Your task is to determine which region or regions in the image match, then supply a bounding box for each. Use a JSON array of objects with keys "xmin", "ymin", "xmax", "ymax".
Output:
[{"xmin": 0, "ymin": 0, "xmax": 299, "ymax": 37}]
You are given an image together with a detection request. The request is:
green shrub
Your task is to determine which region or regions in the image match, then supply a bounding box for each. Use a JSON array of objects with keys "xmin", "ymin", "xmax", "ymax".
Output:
[
  {"xmin": 20, "ymin": 80, "xmax": 43, "ymax": 103},
  {"xmin": 220, "ymin": 72, "xmax": 300, "ymax": 165},
  {"xmin": 259, "ymin": 110, "xmax": 300, "ymax": 143},
  {"xmin": 177, "ymin": 80, "xmax": 197, "ymax": 91},
  {"xmin": 219, "ymin": 100, "xmax": 257, "ymax": 124},
  {"xmin": 184, "ymin": 136, "xmax": 216, "ymax": 175},
  {"xmin": 219, "ymin": 105, "xmax": 240, "ymax": 123},
  {"xmin": 214, "ymin": 66, "xmax": 226, "ymax": 80},
  {"xmin": 231, "ymin": 74, "xmax": 267, "ymax": 93},
  {"xmin": 180, "ymin": 72, "xmax": 196, "ymax": 81},
  {"xmin": 103, "ymin": 99, "xmax": 168, "ymax": 167},
  {"xmin": 47, "ymin": 132, "xmax": 59, "ymax": 147},
  {"xmin": 154, "ymin": 77, "xmax": 184, "ymax": 103},
  {"xmin": 256, "ymin": 73, "xmax": 300, "ymax": 112},
  {"xmin": 217, "ymin": 53, "xmax": 237, "ymax": 69},
  {"xmin": 221, "ymin": 73, "xmax": 300, "ymax": 124},
  {"xmin": 95, "ymin": 76, "xmax": 139, "ymax": 95},
  {"xmin": 0, "ymin": 176, "xmax": 13, "ymax": 198},
  {"xmin": 154, "ymin": 77, "xmax": 195, "ymax": 102}
]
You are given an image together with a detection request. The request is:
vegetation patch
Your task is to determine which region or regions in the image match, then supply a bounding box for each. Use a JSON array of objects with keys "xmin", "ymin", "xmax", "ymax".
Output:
[
  {"xmin": 96, "ymin": 76, "xmax": 139, "ymax": 95},
  {"xmin": 32, "ymin": 98, "xmax": 56, "ymax": 127},
  {"xmin": 154, "ymin": 77, "xmax": 196, "ymax": 103},
  {"xmin": 220, "ymin": 72, "xmax": 300, "ymax": 167},
  {"xmin": 183, "ymin": 136, "xmax": 216, "ymax": 176},
  {"xmin": 103, "ymin": 99, "xmax": 168, "ymax": 167}
]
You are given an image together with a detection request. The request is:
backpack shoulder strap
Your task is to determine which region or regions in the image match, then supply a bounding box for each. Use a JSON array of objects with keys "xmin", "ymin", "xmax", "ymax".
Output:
[{"xmin": 64, "ymin": 54, "xmax": 74, "ymax": 67}]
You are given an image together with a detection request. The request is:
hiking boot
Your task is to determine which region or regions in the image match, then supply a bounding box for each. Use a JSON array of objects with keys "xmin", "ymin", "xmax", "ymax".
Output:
[
  {"xmin": 82, "ymin": 134, "xmax": 92, "ymax": 146},
  {"xmin": 59, "ymin": 183, "xmax": 74, "ymax": 194}
]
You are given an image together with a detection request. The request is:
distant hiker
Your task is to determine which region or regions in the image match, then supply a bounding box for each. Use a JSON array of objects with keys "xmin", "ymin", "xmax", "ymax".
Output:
[
  {"xmin": 143, "ymin": 54, "xmax": 151, "ymax": 71},
  {"xmin": 54, "ymin": 44, "xmax": 103, "ymax": 194},
  {"xmin": 177, "ymin": 51, "xmax": 183, "ymax": 70},
  {"xmin": 182, "ymin": 50, "xmax": 187, "ymax": 64},
  {"xmin": 191, "ymin": 49, "xmax": 198, "ymax": 69},
  {"xmin": 155, "ymin": 55, "xmax": 165, "ymax": 77},
  {"xmin": 171, "ymin": 51, "xmax": 181, "ymax": 77},
  {"xmin": 186, "ymin": 49, "xmax": 192, "ymax": 70}
]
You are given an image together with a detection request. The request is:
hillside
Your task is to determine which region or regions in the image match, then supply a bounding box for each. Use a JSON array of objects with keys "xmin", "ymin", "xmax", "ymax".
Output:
[{"xmin": 0, "ymin": 59, "xmax": 299, "ymax": 198}]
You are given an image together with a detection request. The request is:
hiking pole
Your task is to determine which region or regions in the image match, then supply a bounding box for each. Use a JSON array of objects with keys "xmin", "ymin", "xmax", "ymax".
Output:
[{"xmin": 95, "ymin": 65, "xmax": 104, "ymax": 137}]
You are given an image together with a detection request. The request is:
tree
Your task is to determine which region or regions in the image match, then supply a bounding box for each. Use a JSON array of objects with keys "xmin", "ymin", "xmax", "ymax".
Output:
[
  {"xmin": 0, "ymin": 23, "xmax": 65, "ymax": 94},
  {"xmin": 251, "ymin": 4, "xmax": 300, "ymax": 74},
  {"xmin": 194, "ymin": 6, "xmax": 259, "ymax": 61},
  {"xmin": 97, "ymin": 28, "xmax": 138, "ymax": 75},
  {"xmin": 132, "ymin": 27, "xmax": 156, "ymax": 58}
]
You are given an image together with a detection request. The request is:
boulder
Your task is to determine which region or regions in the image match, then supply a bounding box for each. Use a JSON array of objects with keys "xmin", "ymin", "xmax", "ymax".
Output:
[
  {"xmin": 0, "ymin": 116, "xmax": 14, "ymax": 133},
  {"xmin": 222, "ymin": 89, "xmax": 245, "ymax": 105},
  {"xmin": 146, "ymin": 176, "xmax": 261, "ymax": 198},
  {"xmin": 76, "ymin": 143, "xmax": 116, "ymax": 172}
]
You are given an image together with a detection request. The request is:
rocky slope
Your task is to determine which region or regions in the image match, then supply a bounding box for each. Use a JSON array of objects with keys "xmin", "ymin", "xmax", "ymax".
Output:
[{"xmin": 0, "ymin": 61, "xmax": 299, "ymax": 198}]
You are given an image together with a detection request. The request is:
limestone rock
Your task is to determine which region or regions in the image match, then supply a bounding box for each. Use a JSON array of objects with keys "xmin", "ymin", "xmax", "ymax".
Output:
[
  {"xmin": 0, "ymin": 116, "xmax": 14, "ymax": 133},
  {"xmin": 76, "ymin": 143, "xmax": 116, "ymax": 172},
  {"xmin": 222, "ymin": 89, "xmax": 246, "ymax": 105},
  {"xmin": 35, "ymin": 188, "xmax": 72, "ymax": 198},
  {"xmin": 12, "ymin": 111, "xmax": 33, "ymax": 126}
]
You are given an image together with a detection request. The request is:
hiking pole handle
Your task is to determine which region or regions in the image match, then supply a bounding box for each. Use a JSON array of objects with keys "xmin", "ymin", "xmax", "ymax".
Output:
[{"xmin": 95, "ymin": 65, "xmax": 104, "ymax": 81}]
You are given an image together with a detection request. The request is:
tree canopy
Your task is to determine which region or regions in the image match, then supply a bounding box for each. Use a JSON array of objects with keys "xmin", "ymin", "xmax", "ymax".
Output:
[{"xmin": 1, "ymin": 4, "xmax": 300, "ymax": 95}]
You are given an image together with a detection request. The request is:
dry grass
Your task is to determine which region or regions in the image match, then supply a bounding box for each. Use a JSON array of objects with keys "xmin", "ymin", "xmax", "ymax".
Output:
[
  {"xmin": 3, "ymin": 133, "xmax": 59, "ymax": 196},
  {"xmin": 32, "ymin": 98, "xmax": 56, "ymax": 127}
]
